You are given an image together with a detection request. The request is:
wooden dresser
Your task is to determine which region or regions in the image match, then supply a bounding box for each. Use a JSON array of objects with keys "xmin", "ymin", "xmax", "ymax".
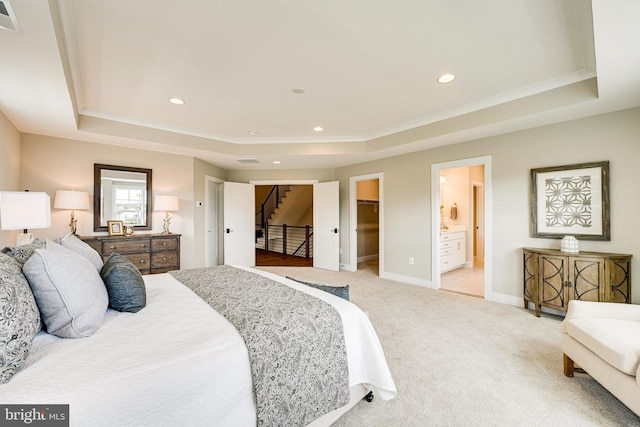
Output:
[
  {"xmin": 81, "ymin": 234, "xmax": 181, "ymax": 275},
  {"xmin": 523, "ymin": 248, "xmax": 631, "ymax": 317}
]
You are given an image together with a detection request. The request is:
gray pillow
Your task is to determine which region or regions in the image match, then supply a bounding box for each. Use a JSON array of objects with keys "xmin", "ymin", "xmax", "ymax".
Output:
[
  {"xmin": 100, "ymin": 254, "xmax": 146, "ymax": 313},
  {"xmin": 0, "ymin": 253, "xmax": 41, "ymax": 383},
  {"xmin": 286, "ymin": 276, "xmax": 350, "ymax": 301},
  {"xmin": 22, "ymin": 248, "xmax": 108, "ymax": 338},
  {"xmin": 1, "ymin": 238, "xmax": 45, "ymax": 266},
  {"xmin": 57, "ymin": 233, "xmax": 103, "ymax": 271}
]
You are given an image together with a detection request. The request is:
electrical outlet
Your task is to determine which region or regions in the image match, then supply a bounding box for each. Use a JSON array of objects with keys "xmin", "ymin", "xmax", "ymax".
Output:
[{"xmin": 409, "ymin": 257, "xmax": 415, "ymax": 265}]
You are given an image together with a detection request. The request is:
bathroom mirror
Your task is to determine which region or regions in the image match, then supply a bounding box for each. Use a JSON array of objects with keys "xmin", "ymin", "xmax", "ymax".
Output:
[{"xmin": 94, "ymin": 164, "xmax": 152, "ymax": 232}]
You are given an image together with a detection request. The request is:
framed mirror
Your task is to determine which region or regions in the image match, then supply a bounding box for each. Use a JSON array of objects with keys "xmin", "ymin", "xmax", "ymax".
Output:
[{"xmin": 94, "ymin": 164, "xmax": 152, "ymax": 232}]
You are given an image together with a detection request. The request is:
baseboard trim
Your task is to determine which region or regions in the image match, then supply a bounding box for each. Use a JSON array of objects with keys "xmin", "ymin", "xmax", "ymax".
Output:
[
  {"xmin": 380, "ymin": 271, "xmax": 432, "ymax": 288},
  {"xmin": 357, "ymin": 254, "xmax": 379, "ymax": 263},
  {"xmin": 485, "ymin": 291, "xmax": 522, "ymax": 306}
]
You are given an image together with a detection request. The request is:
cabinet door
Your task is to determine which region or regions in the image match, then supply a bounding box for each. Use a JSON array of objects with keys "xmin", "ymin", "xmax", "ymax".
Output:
[
  {"xmin": 523, "ymin": 251, "xmax": 537, "ymax": 304},
  {"xmin": 539, "ymin": 254, "xmax": 567, "ymax": 310},
  {"xmin": 568, "ymin": 256, "xmax": 605, "ymax": 303},
  {"xmin": 608, "ymin": 257, "xmax": 631, "ymax": 303}
]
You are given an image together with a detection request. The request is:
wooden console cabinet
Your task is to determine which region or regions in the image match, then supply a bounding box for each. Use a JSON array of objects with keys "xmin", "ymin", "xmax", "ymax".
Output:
[
  {"xmin": 523, "ymin": 248, "xmax": 631, "ymax": 317},
  {"xmin": 81, "ymin": 234, "xmax": 181, "ymax": 275}
]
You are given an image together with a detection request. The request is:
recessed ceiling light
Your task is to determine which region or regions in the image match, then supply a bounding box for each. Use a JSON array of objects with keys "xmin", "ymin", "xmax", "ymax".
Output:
[
  {"xmin": 273, "ymin": 161, "xmax": 281, "ymax": 164},
  {"xmin": 248, "ymin": 130, "xmax": 258, "ymax": 136},
  {"xmin": 437, "ymin": 73, "xmax": 456, "ymax": 84},
  {"xmin": 313, "ymin": 126, "xmax": 323, "ymax": 132},
  {"xmin": 168, "ymin": 97, "xmax": 185, "ymax": 105},
  {"xmin": 292, "ymin": 88, "xmax": 305, "ymax": 94}
]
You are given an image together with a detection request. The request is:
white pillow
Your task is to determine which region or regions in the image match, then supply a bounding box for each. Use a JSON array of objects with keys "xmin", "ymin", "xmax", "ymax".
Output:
[
  {"xmin": 57, "ymin": 233, "xmax": 103, "ymax": 271},
  {"xmin": 22, "ymin": 246, "xmax": 108, "ymax": 338}
]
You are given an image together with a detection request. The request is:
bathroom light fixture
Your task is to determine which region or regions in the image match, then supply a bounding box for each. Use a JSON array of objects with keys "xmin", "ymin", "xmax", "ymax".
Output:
[
  {"xmin": 168, "ymin": 97, "xmax": 185, "ymax": 105},
  {"xmin": 273, "ymin": 161, "xmax": 281, "ymax": 164},
  {"xmin": 313, "ymin": 126, "xmax": 323, "ymax": 132}
]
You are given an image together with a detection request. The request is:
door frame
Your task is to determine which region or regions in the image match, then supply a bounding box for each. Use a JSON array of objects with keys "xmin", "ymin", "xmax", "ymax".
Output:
[
  {"xmin": 205, "ymin": 175, "xmax": 224, "ymax": 267},
  {"xmin": 431, "ymin": 156, "xmax": 492, "ymax": 298},
  {"xmin": 348, "ymin": 172, "xmax": 384, "ymax": 274}
]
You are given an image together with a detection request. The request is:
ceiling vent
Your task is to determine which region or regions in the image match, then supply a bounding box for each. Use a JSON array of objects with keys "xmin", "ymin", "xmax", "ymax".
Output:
[
  {"xmin": 236, "ymin": 158, "xmax": 260, "ymax": 164},
  {"xmin": 0, "ymin": 0, "xmax": 19, "ymax": 32}
]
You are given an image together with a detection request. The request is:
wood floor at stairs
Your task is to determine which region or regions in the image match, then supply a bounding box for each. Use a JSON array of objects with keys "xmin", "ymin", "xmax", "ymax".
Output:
[{"xmin": 255, "ymin": 249, "xmax": 313, "ymax": 267}]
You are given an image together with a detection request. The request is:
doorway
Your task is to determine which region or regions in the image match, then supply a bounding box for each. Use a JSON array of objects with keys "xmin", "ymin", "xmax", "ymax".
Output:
[
  {"xmin": 349, "ymin": 173, "xmax": 384, "ymax": 275},
  {"xmin": 438, "ymin": 166, "xmax": 485, "ymax": 297},
  {"xmin": 431, "ymin": 156, "xmax": 492, "ymax": 299},
  {"xmin": 254, "ymin": 184, "xmax": 314, "ymax": 267}
]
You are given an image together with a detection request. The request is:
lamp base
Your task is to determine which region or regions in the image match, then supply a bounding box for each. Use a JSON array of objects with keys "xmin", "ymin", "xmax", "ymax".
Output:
[{"xmin": 16, "ymin": 232, "xmax": 34, "ymax": 246}]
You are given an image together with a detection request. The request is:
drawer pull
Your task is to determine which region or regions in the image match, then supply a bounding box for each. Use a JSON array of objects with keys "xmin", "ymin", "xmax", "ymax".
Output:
[
  {"xmin": 139, "ymin": 260, "xmax": 146, "ymax": 264},
  {"xmin": 109, "ymin": 245, "xmax": 116, "ymax": 250},
  {"xmin": 162, "ymin": 242, "xmax": 167, "ymax": 246},
  {"xmin": 162, "ymin": 257, "xmax": 167, "ymax": 262},
  {"xmin": 140, "ymin": 244, "xmax": 146, "ymax": 248}
]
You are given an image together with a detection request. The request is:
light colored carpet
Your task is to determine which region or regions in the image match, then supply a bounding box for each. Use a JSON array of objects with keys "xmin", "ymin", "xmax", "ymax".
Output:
[{"xmin": 257, "ymin": 261, "xmax": 640, "ymax": 427}]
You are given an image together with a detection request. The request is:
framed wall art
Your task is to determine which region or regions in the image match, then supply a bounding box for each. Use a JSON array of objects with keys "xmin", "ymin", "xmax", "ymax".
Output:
[{"xmin": 530, "ymin": 161, "xmax": 610, "ymax": 240}]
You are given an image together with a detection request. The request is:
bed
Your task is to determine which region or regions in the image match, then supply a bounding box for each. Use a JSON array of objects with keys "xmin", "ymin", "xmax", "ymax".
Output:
[{"xmin": 0, "ymin": 251, "xmax": 397, "ymax": 427}]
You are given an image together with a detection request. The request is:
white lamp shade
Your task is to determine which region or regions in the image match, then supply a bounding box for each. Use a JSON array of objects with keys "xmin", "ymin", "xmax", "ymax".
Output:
[
  {"xmin": 0, "ymin": 191, "xmax": 52, "ymax": 230},
  {"xmin": 53, "ymin": 190, "xmax": 90, "ymax": 210},
  {"xmin": 154, "ymin": 195, "xmax": 179, "ymax": 212}
]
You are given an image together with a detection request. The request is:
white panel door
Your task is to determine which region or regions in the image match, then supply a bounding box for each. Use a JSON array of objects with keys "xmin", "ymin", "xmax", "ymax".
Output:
[
  {"xmin": 313, "ymin": 181, "xmax": 340, "ymax": 271},
  {"xmin": 223, "ymin": 181, "xmax": 255, "ymax": 266}
]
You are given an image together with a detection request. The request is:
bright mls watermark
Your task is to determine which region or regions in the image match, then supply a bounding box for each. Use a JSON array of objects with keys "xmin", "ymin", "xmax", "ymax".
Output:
[{"xmin": 0, "ymin": 405, "xmax": 69, "ymax": 426}]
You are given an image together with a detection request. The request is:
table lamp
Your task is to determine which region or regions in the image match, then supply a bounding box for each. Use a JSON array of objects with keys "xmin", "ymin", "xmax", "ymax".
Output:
[
  {"xmin": 54, "ymin": 190, "xmax": 91, "ymax": 235},
  {"xmin": 0, "ymin": 191, "xmax": 51, "ymax": 245},
  {"xmin": 154, "ymin": 195, "xmax": 179, "ymax": 234}
]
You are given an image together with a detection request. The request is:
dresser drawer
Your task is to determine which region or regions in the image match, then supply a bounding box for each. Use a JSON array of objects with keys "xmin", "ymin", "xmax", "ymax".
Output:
[
  {"xmin": 152, "ymin": 237, "xmax": 179, "ymax": 252},
  {"xmin": 103, "ymin": 238, "xmax": 151, "ymax": 254},
  {"xmin": 441, "ymin": 231, "xmax": 465, "ymax": 241},
  {"xmin": 151, "ymin": 252, "xmax": 178, "ymax": 269},
  {"xmin": 123, "ymin": 253, "xmax": 151, "ymax": 274}
]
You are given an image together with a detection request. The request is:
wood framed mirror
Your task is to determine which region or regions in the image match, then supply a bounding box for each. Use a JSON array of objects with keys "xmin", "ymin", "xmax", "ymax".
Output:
[{"xmin": 94, "ymin": 164, "xmax": 152, "ymax": 232}]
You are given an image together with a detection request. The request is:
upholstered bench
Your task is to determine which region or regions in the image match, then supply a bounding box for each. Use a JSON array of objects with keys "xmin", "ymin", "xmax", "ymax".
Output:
[{"xmin": 561, "ymin": 300, "xmax": 640, "ymax": 416}]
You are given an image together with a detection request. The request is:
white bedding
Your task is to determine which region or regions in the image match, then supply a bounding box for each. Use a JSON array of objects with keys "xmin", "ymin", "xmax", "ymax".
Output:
[{"xmin": 0, "ymin": 267, "xmax": 396, "ymax": 426}]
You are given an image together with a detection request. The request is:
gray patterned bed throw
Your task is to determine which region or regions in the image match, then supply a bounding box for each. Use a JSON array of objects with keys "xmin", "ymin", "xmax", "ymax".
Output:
[{"xmin": 170, "ymin": 266, "xmax": 350, "ymax": 426}]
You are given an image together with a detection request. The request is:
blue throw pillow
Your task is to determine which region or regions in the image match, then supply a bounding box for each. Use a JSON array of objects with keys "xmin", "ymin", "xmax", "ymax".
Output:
[
  {"xmin": 286, "ymin": 276, "xmax": 349, "ymax": 301},
  {"xmin": 101, "ymin": 254, "xmax": 146, "ymax": 313}
]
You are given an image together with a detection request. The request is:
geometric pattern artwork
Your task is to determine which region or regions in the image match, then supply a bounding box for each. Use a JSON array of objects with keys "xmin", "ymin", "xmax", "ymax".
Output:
[{"xmin": 544, "ymin": 175, "xmax": 592, "ymax": 228}]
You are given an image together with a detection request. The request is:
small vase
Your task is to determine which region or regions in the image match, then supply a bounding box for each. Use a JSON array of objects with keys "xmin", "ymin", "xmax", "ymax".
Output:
[{"xmin": 560, "ymin": 235, "xmax": 579, "ymax": 253}]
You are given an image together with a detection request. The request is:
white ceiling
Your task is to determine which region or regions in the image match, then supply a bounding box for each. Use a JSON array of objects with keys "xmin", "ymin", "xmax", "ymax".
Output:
[{"xmin": 1, "ymin": 0, "xmax": 639, "ymax": 170}]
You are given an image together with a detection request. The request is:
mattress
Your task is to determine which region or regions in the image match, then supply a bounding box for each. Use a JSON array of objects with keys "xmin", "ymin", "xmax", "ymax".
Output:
[{"xmin": 0, "ymin": 267, "xmax": 397, "ymax": 426}]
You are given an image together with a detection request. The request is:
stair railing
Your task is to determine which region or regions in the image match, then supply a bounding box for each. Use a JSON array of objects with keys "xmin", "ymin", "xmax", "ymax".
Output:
[{"xmin": 256, "ymin": 185, "xmax": 290, "ymax": 228}]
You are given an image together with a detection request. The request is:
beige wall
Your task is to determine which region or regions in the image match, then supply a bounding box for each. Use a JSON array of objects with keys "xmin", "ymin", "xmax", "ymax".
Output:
[
  {"xmin": 19, "ymin": 134, "xmax": 199, "ymax": 269},
  {"xmin": 336, "ymin": 107, "xmax": 640, "ymax": 303},
  {"xmin": 227, "ymin": 168, "xmax": 335, "ymax": 183},
  {"xmin": 0, "ymin": 111, "xmax": 21, "ymax": 247}
]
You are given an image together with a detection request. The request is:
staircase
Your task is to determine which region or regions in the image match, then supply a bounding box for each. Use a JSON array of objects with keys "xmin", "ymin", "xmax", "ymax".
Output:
[{"xmin": 255, "ymin": 186, "xmax": 313, "ymax": 257}]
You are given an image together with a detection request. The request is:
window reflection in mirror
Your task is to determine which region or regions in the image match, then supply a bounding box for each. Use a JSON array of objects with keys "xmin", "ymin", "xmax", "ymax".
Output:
[
  {"xmin": 94, "ymin": 164, "xmax": 152, "ymax": 231},
  {"xmin": 101, "ymin": 170, "xmax": 147, "ymax": 226}
]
